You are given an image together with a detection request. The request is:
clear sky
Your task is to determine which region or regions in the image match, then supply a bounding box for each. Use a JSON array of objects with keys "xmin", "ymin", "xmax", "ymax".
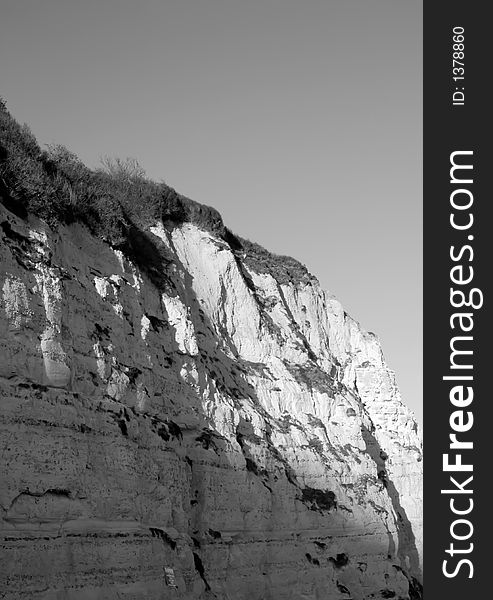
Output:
[{"xmin": 0, "ymin": 0, "xmax": 423, "ymax": 423}]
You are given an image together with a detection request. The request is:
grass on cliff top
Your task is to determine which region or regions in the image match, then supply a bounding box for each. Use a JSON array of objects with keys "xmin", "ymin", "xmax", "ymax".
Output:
[
  {"xmin": 237, "ymin": 238, "xmax": 314, "ymax": 286},
  {"xmin": 0, "ymin": 98, "xmax": 313, "ymax": 287}
]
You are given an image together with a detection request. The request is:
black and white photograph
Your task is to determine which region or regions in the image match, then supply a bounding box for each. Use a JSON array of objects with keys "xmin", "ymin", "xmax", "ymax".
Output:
[{"xmin": 3, "ymin": 1, "xmax": 470, "ymax": 598}]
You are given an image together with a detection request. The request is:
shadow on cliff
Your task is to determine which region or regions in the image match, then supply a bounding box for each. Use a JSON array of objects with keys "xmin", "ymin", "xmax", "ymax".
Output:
[
  {"xmin": 361, "ymin": 425, "xmax": 422, "ymax": 585},
  {"xmin": 159, "ymin": 230, "xmax": 419, "ymax": 599},
  {"xmin": 159, "ymin": 233, "xmax": 281, "ymax": 598},
  {"xmin": 164, "ymin": 232, "xmax": 284, "ymax": 453}
]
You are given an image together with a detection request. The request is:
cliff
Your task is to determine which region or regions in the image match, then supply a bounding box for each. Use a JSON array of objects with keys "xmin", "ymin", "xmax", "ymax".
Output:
[{"xmin": 0, "ymin": 105, "xmax": 422, "ymax": 599}]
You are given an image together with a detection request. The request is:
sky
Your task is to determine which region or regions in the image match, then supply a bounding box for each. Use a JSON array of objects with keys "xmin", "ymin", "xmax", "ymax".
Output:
[{"xmin": 0, "ymin": 0, "xmax": 423, "ymax": 423}]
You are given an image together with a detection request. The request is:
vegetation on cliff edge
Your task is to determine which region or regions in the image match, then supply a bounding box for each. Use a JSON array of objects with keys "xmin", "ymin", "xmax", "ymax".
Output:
[{"xmin": 0, "ymin": 98, "xmax": 314, "ymax": 286}]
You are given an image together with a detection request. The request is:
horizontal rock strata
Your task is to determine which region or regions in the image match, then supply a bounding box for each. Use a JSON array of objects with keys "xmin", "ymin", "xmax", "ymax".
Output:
[{"xmin": 0, "ymin": 190, "xmax": 422, "ymax": 599}]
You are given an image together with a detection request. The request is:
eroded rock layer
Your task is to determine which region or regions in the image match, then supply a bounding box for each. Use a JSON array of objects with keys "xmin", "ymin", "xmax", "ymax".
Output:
[{"xmin": 0, "ymin": 202, "xmax": 422, "ymax": 599}]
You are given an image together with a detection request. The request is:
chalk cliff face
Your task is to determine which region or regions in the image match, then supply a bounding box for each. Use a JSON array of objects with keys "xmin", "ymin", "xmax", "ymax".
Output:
[{"xmin": 0, "ymin": 197, "xmax": 422, "ymax": 599}]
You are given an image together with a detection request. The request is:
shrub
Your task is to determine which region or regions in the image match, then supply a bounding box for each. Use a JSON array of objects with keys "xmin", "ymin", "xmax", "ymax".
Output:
[
  {"xmin": 99, "ymin": 155, "xmax": 147, "ymax": 183},
  {"xmin": 239, "ymin": 237, "xmax": 315, "ymax": 286},
  {"xmin": 0, "ymin": 99, "xmax": 316, "ymax": 290}
]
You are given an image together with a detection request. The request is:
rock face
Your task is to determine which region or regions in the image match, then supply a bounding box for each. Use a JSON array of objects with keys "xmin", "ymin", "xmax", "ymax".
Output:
[{"xmin": 0, "ymin": 198, "xmax": 422, "ymax": 599}]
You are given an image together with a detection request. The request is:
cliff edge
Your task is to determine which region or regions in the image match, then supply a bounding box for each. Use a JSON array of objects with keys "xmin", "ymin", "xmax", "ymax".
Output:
[{"xmin": 0, "ymin": 102, "xmax": 422, "ymax": 600}]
